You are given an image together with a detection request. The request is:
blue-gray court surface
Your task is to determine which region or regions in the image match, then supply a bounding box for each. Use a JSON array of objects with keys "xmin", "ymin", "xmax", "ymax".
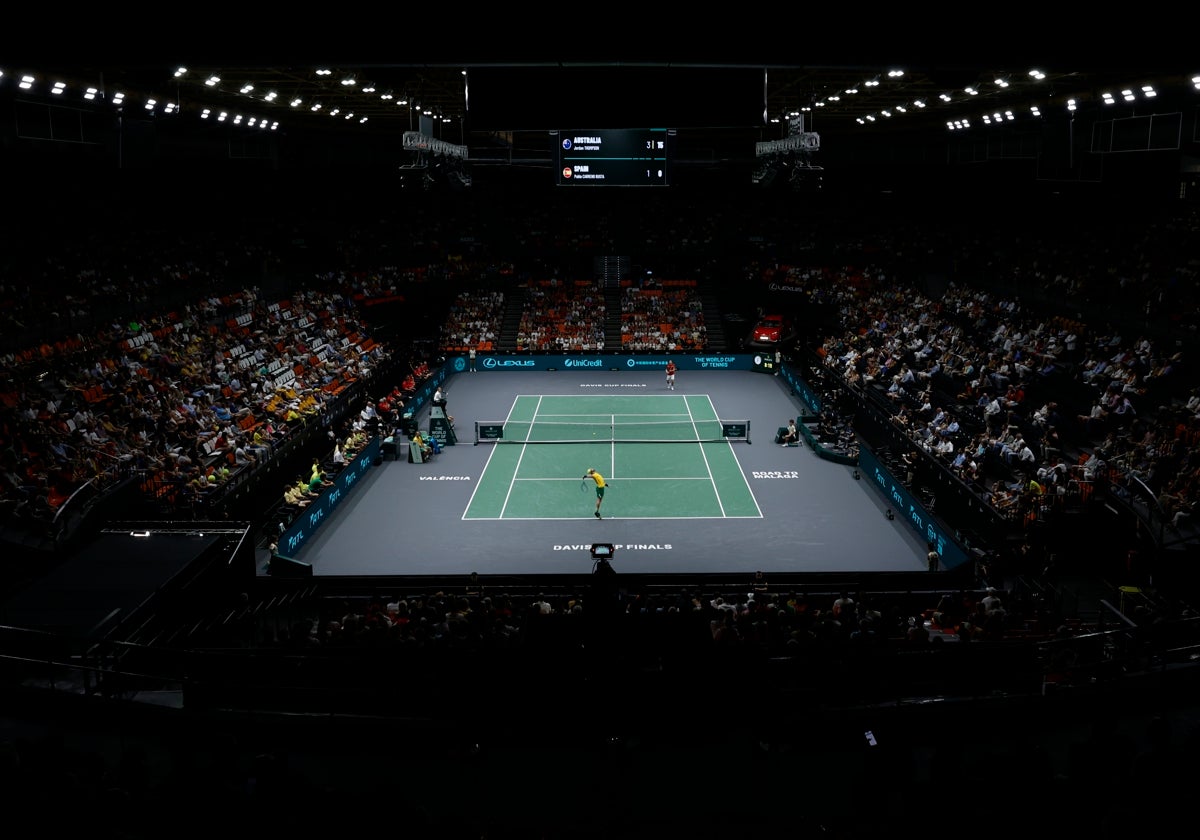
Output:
[{"xmin": 285, "ymin": 369, "xmax": 932, "ymax": 576}]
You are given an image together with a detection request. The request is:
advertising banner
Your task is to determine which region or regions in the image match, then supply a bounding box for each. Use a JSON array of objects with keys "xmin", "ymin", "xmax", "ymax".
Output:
[
  {"xmin": 445, "ymin": 354, "xmax": 757, "ymax": 373},
  {"xmin": 278, "ymin": 436, "xmax": 381, "ymax": 560}
]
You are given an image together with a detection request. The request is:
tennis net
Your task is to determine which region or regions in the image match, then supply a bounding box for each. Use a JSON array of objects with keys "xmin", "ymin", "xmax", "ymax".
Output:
[{"xmin": 474, "ymin": 418, "xmax": 751, "ymax": 444}]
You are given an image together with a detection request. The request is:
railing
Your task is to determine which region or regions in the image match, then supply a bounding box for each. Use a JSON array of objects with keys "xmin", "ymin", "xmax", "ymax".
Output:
[
  {"xmin": 1103, "ymin": 469, "xmax": 1175, "ymax": 548},
  {"xmin": 805, "ymin": 350, "xmax": 1015, "ymax": 543},
  {"xmin": 8, "ymin": 593, "xmax": 1197, "ymax": 717}
]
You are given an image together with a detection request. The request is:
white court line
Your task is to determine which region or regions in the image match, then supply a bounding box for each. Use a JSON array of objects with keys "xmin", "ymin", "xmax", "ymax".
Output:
[
  {"xmin": 534, "ymin": 412, "xmax": 696, "ymax": 418},
  {"xmin": 511, "ymin": 476, "xmax": 714, "ymax": 481},
  {"xmin": 477, "ymin": 393, "xmax": 758, "ymax": 521},
  {"xmin": 610, "ymin": 413, "xmax": 615, "ymax": 478},
  {"xmin": 685, "ymin": 396, "xmax": 726, "ymax": 517},
  {"xmin": 461, "ymin": 393, "xmax": 525, "ymax": 520},
  {"xmin": 701, "ymin": 393, "xmax": 764, "ymax": 518},
  {"xmin": 461, "ymin": 440, "xmax": 502, "ymax": 520},
  {"xmin": 498, "ymin": 395, "xmax": 542, "ymax": 519},
  {"xmin": 484, "ymin": 514, "xmax": 764, "ymax": 521}
]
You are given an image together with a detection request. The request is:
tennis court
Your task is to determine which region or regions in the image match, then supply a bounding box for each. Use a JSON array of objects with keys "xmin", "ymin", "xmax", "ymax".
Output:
[
  {"xmin": 464, "ymin": 394, "xmax": 760, "ymax": 520},
  {"xmin": 282, "ymin": 369, "xmax": 931, "ymax": 577}
]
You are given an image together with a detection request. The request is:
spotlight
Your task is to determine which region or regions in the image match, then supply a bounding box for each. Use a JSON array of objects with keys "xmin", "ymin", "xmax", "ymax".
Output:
[
  {"xmin": 853, "ymin": 469, "xmax": 861, "ymax": 480},
  {"xmin": 886, "ymin": 508, "xmax": 895, "ymax": 520}
]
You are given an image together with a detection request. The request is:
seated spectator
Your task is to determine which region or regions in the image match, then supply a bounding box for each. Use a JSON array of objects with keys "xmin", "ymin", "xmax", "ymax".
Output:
[
  {"xmin": 412, "ymin": 431, "xmax": 433, "ymax": 461},
  {"xmin": 293, "ymin": 476, "xmax": 320, "ymax": 500},
  {"xmin": 233, "ymin": 439, "xmax": 257, "ymax": 467},
  {"xmin": 308, "ymin": 471, "xmax": 332, "ymax": 494},
  {"xmin": 282, "ymin": 482, "xmax": 311, "ymax": 512},
  {"xmin": 779, "ymin": 419, "xmax": 799, "ymax": 446},
  {"xmin": 251, "ymin": 427, "xmax": 272, "ymax": 456}
]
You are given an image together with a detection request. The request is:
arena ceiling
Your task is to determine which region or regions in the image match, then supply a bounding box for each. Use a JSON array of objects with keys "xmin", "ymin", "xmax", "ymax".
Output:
[
  {"xmin": 5, "ymin": 27, "xmax": 1195, "ymax": 170},
  {"xmin": 33, "ymin": 59, "xmax": 1190, "ymax": 141}
]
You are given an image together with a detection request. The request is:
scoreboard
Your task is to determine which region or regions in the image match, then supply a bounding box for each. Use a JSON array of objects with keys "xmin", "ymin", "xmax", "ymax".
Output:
[{"xmin": 556, "ymin": 129, "xmax": 673, "ymax": 186}]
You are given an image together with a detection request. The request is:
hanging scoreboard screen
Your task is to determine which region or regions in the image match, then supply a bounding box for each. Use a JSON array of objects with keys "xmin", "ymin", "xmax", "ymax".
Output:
[{"xmin": 556, "ymin": 129, "xmax": 674, "ymax": 186}]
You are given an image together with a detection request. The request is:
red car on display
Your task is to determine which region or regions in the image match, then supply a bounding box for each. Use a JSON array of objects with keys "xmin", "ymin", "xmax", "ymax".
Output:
[{"xmin": 745, "ymin": 314, "xmax": 796, "ymax": 350}]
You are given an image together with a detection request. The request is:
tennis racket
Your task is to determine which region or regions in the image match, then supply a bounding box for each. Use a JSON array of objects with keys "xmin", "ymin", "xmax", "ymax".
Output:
[{"xmin": 581, "ymin": 478, "xmax": 589, "ymax": 493}]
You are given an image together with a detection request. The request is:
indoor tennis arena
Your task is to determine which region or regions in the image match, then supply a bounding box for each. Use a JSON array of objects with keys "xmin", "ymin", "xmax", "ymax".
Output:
[{"xmin": 3, "ymin": 41, "xmax": 1199, "ymax": 838}]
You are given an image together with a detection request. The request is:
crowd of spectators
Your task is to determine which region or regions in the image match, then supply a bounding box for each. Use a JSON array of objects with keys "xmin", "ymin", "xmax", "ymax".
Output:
[
  {"xmin": 804, "ymin": 254, "xmax": 1198, "ymax": 531},
  {"xmin": 447, "ymin": 273, "xmax": 711, "ymax": 355},
  {"xmin": 5, "ymin": 192, "xmax": 1197, "ymax": 549},
  {"xmin": 248, "ymin": 549, "xmax": 1063, "ymax": 656},
  {"xmin": 200, "ymin": 533, "xmax": 1197, "ymax": 793},
  {"xmin": 1, "ymin": 283, "xmax": 390, "ymax": 530},
  {"xmin": 438, "ymin": 288, "xmax": 503, "ymax": 353},
  {"xmin": 0, "ymin": 217, "xmax": 279, "ymax": 351},
  {"xmin": 515, "ymin": 279, "xmax": 606, "ymax": 352},
  {"xmin": 619, "ymin": 277, "xmax": 708, "ymax": 352},
  {"xmin": 270, "ymin": 411, "xmax": 383, "ymax": 535}
]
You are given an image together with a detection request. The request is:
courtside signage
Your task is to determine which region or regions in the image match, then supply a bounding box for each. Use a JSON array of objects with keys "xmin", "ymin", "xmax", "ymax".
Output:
[
  {"xmin": 473, "ymin": 355, "xmax": 756, "ymax": 371},
  {"xmin": 857, "ymin": 447, "xmax": 968, "ymax": 570},
  {"xmin": 553, "ymin": 544, "xmax": 673, "ymax": 551},
  {"xmin": 279, "ymin": 436, "xmax": 381, "ymax": 558}
]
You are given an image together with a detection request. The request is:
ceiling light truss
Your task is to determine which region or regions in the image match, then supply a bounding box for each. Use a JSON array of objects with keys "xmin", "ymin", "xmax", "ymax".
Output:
[
  {"xmin": 935, "ymin": 69, "xmax": 1180, "ymax": 133},
  {"xmin": 3, "ymin": 62, "xmax": 1194, "ymax": 138}
]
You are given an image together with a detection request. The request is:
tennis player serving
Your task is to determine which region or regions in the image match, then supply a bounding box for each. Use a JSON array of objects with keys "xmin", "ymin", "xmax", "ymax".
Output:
[{"xmin": 583, "ymin": 468, "xmax": 606, "ymax": 519}]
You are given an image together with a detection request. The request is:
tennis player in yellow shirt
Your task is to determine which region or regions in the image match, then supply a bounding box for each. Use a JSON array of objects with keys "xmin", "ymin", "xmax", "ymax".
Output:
[{"xmin": 584, "ymin": 468, "xmax": 606, "ymax": 519}]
